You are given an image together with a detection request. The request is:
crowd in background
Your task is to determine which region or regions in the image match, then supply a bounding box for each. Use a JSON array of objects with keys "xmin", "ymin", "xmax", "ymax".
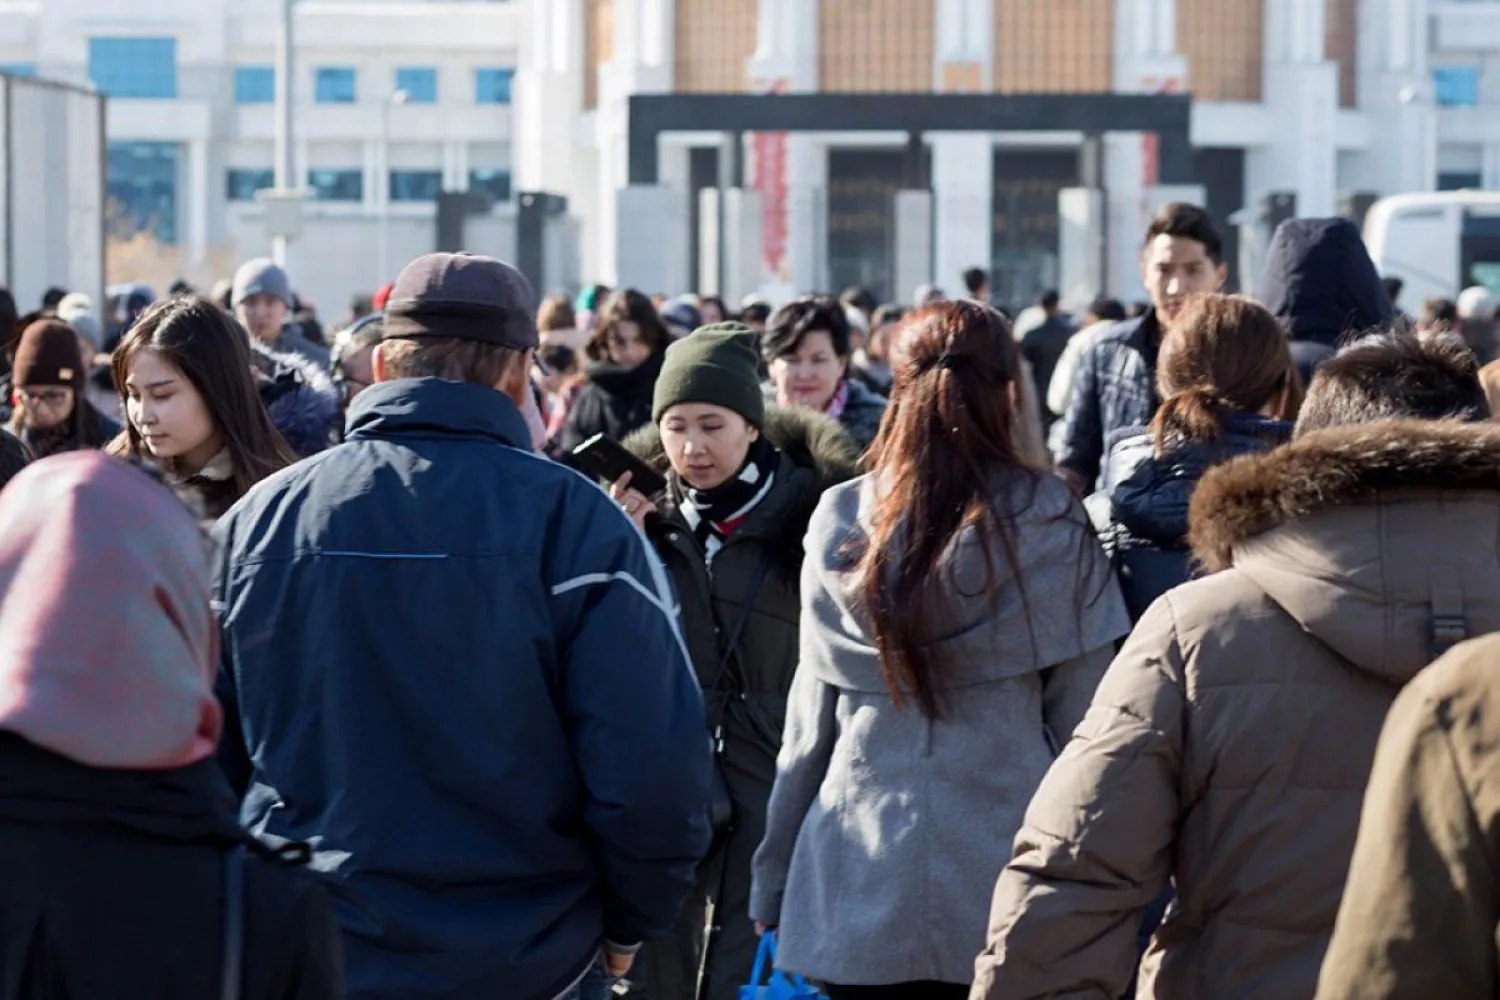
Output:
[{"xmin": 2, "ymin": 200, "xmax": 1500, "ymax": 1000}]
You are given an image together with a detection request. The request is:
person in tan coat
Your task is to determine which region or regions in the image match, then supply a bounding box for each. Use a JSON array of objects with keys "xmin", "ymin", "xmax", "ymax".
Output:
[
  {"xmin": 1316, "ymin": 631, "xmax": 1500, "ymax": 1000},
  {"xmin": 971, "ymin": 329, "xmax": 1499, "ymax": 1000}
]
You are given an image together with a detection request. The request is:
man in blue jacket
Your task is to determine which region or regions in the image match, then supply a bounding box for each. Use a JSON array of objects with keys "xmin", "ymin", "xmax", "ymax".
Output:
[{"xmin": 213, "ymin": 252, "xmax": 713, "ymax": 1000}]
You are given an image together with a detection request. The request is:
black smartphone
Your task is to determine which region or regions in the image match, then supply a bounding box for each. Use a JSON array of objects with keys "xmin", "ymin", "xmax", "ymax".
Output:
[{"xmin": 569, "ymin": 434, "xmax": 668, "ymax": 499}]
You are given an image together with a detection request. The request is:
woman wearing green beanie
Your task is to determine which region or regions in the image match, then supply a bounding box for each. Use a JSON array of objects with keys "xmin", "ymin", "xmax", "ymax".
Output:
[{"xmin": 611, "ymin": 323, "xmax": 861, "ymax": 1000}]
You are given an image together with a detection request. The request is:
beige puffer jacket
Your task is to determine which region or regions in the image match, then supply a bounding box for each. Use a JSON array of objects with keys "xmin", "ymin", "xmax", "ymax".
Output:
[{"xmin": 972, "ymin": 420, "xmax": 1500, "ymax": 1000}]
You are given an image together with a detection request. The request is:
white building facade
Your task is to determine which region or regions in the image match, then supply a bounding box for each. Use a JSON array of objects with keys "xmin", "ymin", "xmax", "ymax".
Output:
[
  {"xmin": 0, "ymin": 0, "xmax": 521, "ymax": 315},
  {"xmin": 517, "ymin": 0, "xmax": 1500, "ymax": 306},
  {"xmin": 0, "ymin": 0, "xmax": 1496, "ymax": 309}
]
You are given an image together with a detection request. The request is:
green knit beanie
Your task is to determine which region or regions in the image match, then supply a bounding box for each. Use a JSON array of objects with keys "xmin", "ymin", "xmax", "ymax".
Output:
[{"xmin": 652, "ymin": 323, "xmax": 766, "ymax": 429}]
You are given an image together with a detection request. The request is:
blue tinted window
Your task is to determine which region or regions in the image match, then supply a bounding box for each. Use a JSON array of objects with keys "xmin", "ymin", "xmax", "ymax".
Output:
[
  {"xmin": 89, "ymin": 37, "xmax": 177, "ymax": 99},
  {"xmin": 1435, "ymin": 66, "xmax": 1481, "ymax": 108},
  {"xmin": 308, "ymin": 169, "xmax": 363, "ymax": 202},
  {"xmin": 226, "ymin": 168, "xmax": 274, "ymax": 201},
  {"xmin": 0, "ymin": 64, "xmax": 37, "ymax": 78},
  {"xmin": 390, "ymin": 170, "xmax": 443, "ymax": 202},
  {"xmin": 108, "ymin": 142, "xmax": 179, "ymax": 243},
  {"xmin": 235, "ymin": 66, "xmax": 274, "ymax": 104},
  {"xmin": 315, "ymin": 67, "xmax": 357, "ymax": 104},
  {"xmin": 395, "ymin": 67, "xmax": 437, "ymax": 103},
  {"xmin": 469, "ymin": 169, "xmax": 512, "ymax": 203},
  {"xmin": 475, "ymin": 67, "xmax": 514, "ymax": 104},
  {"xmin": 1440, "ymin": 171, "xmax": 1484, "ymax": 192}
]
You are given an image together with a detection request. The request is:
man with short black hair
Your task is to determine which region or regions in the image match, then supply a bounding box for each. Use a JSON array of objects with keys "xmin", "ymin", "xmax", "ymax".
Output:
[
  {"xmin": 1019, "ymin": 288, "xmax": 1074, "ymax": 430},
  {"xmin": 1055, "ymin": 203, "xmax": 1228, "ymax": 492},
  {"xmin": 962, "ymin": 266, "xmax": 991, "ymax": 303},
  {"xmin": 214, "ymin": 252, "xmax": 713, "ymax": 1000}
]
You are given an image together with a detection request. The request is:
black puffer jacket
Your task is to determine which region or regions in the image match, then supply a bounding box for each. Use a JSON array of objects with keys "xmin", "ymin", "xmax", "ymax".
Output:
[
  {"xmin": 560, "ymin": 352, "xmax": 665, "ymax": 452},
  {"xmin": 1259, "ymin": 218, "xmax": 1394, "ymax": 384},
  {"xmin": 1086, "ymin": 411, "xmax": 1293, "ymax": 621},
  {"xmin": 623, "ymin": 406, "xmax": 861, "ymax": 1000}
]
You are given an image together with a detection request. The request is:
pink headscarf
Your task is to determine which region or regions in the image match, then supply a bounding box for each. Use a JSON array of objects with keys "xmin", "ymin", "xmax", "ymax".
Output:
[{"xmin": 0, "ymin": 452, "xmax": 221, "ymax": 769}]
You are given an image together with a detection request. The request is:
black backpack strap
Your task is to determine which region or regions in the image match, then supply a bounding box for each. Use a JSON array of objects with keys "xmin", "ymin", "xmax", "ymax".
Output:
[
  {"xmin": 220, "ymin": 845, "xmax": 246, "ymax": 1000},
  {"xmin": 708, "ymin": 555, "xmax": 774, "ymax": 691}
]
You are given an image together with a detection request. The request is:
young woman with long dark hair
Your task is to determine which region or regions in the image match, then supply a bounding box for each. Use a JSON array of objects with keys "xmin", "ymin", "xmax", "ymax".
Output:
[
  {"xmin": 750, "ymin": 300, "xmax": 1129, "ymax": 999},
  {"xmin": 559, "ymin": 289, "xmax": 673, "ymax": 451},
  {"xmin": 110, "ymin": 296, "xmax": 296, "ymax": 522}
]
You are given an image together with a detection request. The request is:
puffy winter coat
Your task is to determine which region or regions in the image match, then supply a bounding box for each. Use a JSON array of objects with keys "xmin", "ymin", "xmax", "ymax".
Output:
[
  {"xmin": 1316, "ymin": 631, "xmax": 1500, "ymax": 1000},
  {"xmin": 753, "ymin": 470, "xmax": 1129, "ymax": 986},
  {"xmin": 214, "ymin": 378, "xmax": 712, "ymax": 1000},
  {"xmin": 560, "ymin": 352, "xmax": 664, "ymax": 453},
  {"xmin": 1086, "ymin": 411, "xmax": 1293, "ymax": 620},
  {"xmin": 974, "ymin": 419, "xmax": 1500, "ymax": 1000},
  {"xmin": 1259, "ymin": 218, "xmax": 1394, "ymax": 384},
  {"xmin": 250, "ymin": 340, "xmax": 338, "ymax": 458},
  {"xmin": 1055, "ymin": 312, "xmax": 1161, "ymax": 490},
  {"xmin": 624, "ymin": 406, "xmax": 861, "ymax": 1000}
]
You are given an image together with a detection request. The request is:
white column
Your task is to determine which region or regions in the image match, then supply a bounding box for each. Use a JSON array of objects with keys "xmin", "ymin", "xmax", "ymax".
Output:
[
  {"xmin": 930, "ymin": 133, "xmax": 992, "ymax": 293},
  {"xmin": 1251, "ymin": 0, "xmax": 1337, "ymax": 217},
  {"xmin": 186, "ymin": 138, "xmax": 209, "ymax": 266},
  {"xmin": 1342, "ymin": 0, "xmax": 1429, "ymax": 196},
  {"xmin": 1107, "ymin": 0, "xmax": 1186, "ymax": 299},
  {"xmin": 935, "ymin": 0, "xmax": 992, "ymax": 89},
  {"xmin": 591, "ymin": 0, "xmax": 677, "ymax": 284},
  {"xmin": 748, "ymin": 0, "xmax": 820, "ymax": 300}
]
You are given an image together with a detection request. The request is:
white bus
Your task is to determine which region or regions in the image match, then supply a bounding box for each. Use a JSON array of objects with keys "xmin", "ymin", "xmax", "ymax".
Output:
[{"xmin": 1363, "ymin": 190, "xmax": 1500, "ymax": 307}]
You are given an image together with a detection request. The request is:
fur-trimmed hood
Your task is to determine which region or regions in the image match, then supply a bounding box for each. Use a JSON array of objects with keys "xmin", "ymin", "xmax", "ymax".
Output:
[
  {"xmin": 1188, "ymin": 420, "xmax": 1500, "ymax": 682},
  {"xmin": 251, "ymin": 340, "xmax": 338, "ymax": 458},
  {"xmin": 624, "ymin": 404, "xmax": 861, "ymax": 574},
  {"xmin": 624, "ymin": 402, "xmax": 861, "ymax": 495}
]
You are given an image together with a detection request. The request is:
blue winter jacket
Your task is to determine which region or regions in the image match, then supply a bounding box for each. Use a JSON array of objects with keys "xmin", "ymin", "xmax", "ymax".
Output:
[
  {"xmin": 1085, "ymin": 411, "xmax": 1293, "ymax": 621},
  {"xmin": 212, "ymin": 378, "xmax": 714, "ymax": 1000}
]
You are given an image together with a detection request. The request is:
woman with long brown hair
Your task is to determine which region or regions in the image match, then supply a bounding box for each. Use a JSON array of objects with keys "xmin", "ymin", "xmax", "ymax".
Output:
[
  {"xmin": 1087, "ymin": 293, "xmax": 1303, "ymax": 621},
  {"xmin": 110, "ymin": 296, "xmax": 296, "ymax": 523},
  {"xmin": 749, "ymin": 300, "xmax": 1129, "ymax": 999},
  {"xmin": 559, "ymin": 289, "xmax": 673, "ymax": 452}
]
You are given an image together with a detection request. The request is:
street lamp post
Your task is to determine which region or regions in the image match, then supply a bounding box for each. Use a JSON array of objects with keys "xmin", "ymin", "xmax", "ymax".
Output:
[
  {"xmin": 272, "ymin": 0, "xmax": 297, "ymax": 267},
  {"xmin": 378, "ymin": 89, "xmax": 410, "ymax": 285}
]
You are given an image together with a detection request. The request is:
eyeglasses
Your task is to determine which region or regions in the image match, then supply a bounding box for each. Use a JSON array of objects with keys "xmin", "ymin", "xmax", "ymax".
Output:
[{"xmin": 20, "ymin": 388, "xmax": 70, "ymax": 408}]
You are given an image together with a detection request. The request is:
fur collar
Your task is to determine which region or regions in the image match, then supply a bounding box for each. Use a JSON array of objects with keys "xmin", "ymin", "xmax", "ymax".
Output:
[
  {"xmin": 624, "ymin": 403, "xmax": 862, "ymax": 491},
  {"xmin": 1189, "ymin": 419, "xmax": 1500, "ymax": 573}
]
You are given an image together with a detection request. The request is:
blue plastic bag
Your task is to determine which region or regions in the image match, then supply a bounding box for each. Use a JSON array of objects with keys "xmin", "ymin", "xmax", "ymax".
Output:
[{"xmin": 738, "ymin": 931, "xmax": 824, "ymax": 1000}]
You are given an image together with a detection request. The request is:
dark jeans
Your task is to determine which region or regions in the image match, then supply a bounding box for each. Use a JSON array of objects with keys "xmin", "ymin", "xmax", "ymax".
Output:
[
  {"xmin": 824, "ymin": 984, "xmax": 970, "ymax": 999},
  {"xmin": 558, "ymin": 953, "xmax": 617, "ymax": 1000}
]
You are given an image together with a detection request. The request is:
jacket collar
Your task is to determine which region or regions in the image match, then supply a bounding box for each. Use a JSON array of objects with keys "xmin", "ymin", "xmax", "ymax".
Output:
[
  {"xmin": 1190, "ymin": 419, "xmax": 1500, "ymax": 572},
  {"xmin": 344, "ymin": 377, "xmax": 531, "ymax": 449}
]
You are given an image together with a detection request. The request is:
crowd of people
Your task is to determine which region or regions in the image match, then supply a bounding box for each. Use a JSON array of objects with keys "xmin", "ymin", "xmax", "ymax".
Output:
[{"xmin": 0, "ymin": 199, "xmax": 1499, "ymax": 1000}]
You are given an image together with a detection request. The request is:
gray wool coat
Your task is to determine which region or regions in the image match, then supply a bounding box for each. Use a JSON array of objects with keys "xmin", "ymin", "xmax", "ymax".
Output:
[{"xmin": 749, "ymin": 469, "xmax": 1129, "ymax": 987}]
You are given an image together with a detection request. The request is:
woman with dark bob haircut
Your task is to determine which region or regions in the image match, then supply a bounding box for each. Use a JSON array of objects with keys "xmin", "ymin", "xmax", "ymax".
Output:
[
  {"xmin": 761, "ymin": 295, "xmax": 887, "ymax": 451},
  {"xmin": 110, "ymin": 296, "xmax": 296, "ymax": 523},
  {"xmin": 560, "ymin": 288, "xmax": 674, "ymax": 451}
]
